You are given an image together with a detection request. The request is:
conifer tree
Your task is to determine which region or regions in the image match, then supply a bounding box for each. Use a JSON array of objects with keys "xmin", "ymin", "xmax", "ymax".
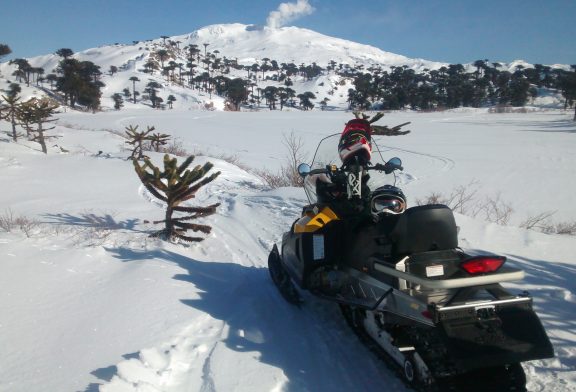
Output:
[
  {"xmin": 55, "ymin": 58, "xmax": 103, "ymax": 109},
  {"xmin": 17, "ymin": 97, "xmax": 59, "ymax": 154},
  {"xmin": 573, "ymin": 65, "xmax": 576, "ymax": 121},
  {"xmin": 149, "ymin": 132, "xmax": 171, "ymax": 152},
  {"xmin": 0, "ymin": 94, "xmax": 21, "ymax": 141},
  {"xmin": 129, "ymin": 76, "xmax": 140, "ymax": 104},
  {"xmin": 125, "ymin": 124, "xmax": 153, "ymax": 159},
  {"xmin": 144, "ymin": 81, "xmax": 162, "ymax": 108},
  {"xmin": 9, "ymin": 58, "xmax": 32, "ymax": 86},
  {"xmin": 55, "ymin": 48, "xmax": 74, "ymax": 59},
  {"xmin": 6, "ymin": 83, "xmax": 21, "ymax": 98},
  {"xmin": 558, "ymin": 66, "xmax": 576, "ymax": 120},
  {"xmin": 297, "ymin": 91, "xmax": 315, "ymax": 110},
  {"xmin": 112, "ymin": 93, "xmax": 124, "ymax": 110},
  {"xmin": 225, "ymin": 78, "xmax": 249, "ymax": 110},
  {"xmin": 0, "ymin": 44, "xmax": 11, "ymax": 61},
  {"xmin": 133, "ymin": 154, "xmax": 220, "ymax": 242},
  {"xmin": 167, "ymin": 95, "xmax": 177, "ymax": 109},
  {"xmin": 155, "ymin": 49, "xmax": 169, "ymax": 69}
]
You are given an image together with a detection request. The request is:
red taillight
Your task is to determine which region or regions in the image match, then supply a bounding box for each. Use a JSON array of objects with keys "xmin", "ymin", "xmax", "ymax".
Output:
[
  {"xmin": 461, "ymin": 256, "xmax": 506, "ymax": 274},
  {"xmin": 421, "ymin": 310, "xmax": 432, "ymax": 319}
]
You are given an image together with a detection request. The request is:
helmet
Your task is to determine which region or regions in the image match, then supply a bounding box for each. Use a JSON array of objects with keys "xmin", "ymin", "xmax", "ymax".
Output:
[
  {"xmin": 338, "ymin": 119, "xmax": 372, "ymax": 165},
  {"xmin": 370, "ymin": 185, "xmax": 406, "ymax": 218},
  {"xmin": 338, "ymin": 132, "xmax": 372, "ymax": 165}
]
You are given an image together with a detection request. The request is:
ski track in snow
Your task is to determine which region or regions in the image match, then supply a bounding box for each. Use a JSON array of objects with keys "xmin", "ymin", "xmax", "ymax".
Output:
[
  {"xmin": 375, "ymin": 143, "xmax": 456, "ymax": 183},
  {"xmin": 138, "ymin": 184, "xmax": 166, "ymax": 211},
  {"xmin": 100, "ymin": 176, "xmax": 576, "ymax": 392},
  {"xmin": 102, "ymin": 316, "xmax": 228, "ymax": 392},
  {"xmin": 0, "ymin": 156, "xmax": 22, "ymax": 169},
  {"xmin": 98, "ymin": 177, "xmax": 411, "ymax": 392}
]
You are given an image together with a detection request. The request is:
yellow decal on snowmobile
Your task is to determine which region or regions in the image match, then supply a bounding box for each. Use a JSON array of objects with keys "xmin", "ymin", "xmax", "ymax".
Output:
[{"xmin": 294, "ymin": 206, "xmax": 340, "ymax": 233}]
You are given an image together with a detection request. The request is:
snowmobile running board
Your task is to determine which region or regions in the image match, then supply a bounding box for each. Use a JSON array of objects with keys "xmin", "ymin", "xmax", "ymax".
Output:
[{"xmin": 372, "ymin": 258, "xmax": 525, "ymax": 289}]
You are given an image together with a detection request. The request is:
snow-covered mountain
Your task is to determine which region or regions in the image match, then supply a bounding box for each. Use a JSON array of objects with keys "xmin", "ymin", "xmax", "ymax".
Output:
[
  {"xmin": 0, "ymin": 23, "xmax": 436, "ymax": 111},
  {"xmin": 0, "ymin": 23, "xmax": 569, "ymax": 111},
  {"xmin": 3, "ymin": 23, "xmax": 445, "ymax": 74},
  {"xmin": 175, "ymin": 23, "xmax": 443, "ymax": 69}
]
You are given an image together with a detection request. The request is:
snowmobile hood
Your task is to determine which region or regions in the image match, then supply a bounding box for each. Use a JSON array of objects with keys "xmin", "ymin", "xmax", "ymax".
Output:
[{"xmin": 294, "ymin": 206, "xmax": 340, "ymax": 233}]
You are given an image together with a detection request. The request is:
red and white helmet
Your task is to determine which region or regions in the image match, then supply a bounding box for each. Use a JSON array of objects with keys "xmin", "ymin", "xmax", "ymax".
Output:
[{"xmin": 338, "ymin": 119, "xmax": 372, "ymax": 165}]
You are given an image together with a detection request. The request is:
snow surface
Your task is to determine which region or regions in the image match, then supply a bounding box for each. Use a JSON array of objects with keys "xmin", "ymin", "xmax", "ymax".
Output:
[{"xmin": 1, "ymin": 108, "xmax": 575, "ymax": 392}]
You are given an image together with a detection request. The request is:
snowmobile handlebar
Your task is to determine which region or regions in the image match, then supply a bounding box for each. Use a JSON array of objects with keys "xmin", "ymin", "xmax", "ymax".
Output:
[{"xmin": 298, "ymin": 158, "xmax": 403, "ymax": 178}]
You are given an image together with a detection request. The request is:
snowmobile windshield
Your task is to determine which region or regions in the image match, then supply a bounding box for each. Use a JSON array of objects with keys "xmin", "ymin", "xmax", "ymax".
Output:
[{"xmin": 303, "ymin": 133, "xmax": 399, "ymax": 204}]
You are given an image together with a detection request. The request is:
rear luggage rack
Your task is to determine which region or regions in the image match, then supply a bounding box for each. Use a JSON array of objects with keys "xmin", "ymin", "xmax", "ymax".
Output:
[{"xmin": 372, "ymin": 257, "xmax": 525, "ymax": 289}]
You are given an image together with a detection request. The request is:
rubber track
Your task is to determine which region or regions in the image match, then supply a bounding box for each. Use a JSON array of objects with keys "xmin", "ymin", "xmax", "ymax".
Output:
[{"xmin": 339, "ymin": 305, "xmax": 527, "ymax": 392}]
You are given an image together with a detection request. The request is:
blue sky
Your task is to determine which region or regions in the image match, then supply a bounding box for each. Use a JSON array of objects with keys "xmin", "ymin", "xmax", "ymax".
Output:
[{"xmin": 1, "ymin": 0, "xmax": 574, "ymax": 65}]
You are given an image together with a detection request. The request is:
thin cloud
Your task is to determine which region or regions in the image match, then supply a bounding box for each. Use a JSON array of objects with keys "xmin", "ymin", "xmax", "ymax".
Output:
[{"xmin": 266, "ymin": 0, "xmax": 315, "ymax": 29}]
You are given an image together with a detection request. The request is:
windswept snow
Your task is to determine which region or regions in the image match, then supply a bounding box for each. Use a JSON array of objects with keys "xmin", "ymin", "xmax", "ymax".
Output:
[{"xmin": 0, "ymin": 109, "xmax": 575, "ymax": 392}]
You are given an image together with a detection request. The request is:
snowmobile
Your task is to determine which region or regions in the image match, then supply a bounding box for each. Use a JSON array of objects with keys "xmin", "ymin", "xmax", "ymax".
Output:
[{"xmin": 268, "ymin": 132, "xmax": 554, "ymax": 391}]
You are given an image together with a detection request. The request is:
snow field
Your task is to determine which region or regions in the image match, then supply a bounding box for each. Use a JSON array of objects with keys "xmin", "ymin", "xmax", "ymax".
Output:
[{"xmin": 0, "ymin": 109, "xmax": 575, "ymax": 391}]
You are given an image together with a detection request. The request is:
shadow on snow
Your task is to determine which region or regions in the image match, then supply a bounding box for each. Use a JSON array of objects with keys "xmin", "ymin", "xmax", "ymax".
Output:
[
  {"xmin": 43, "ymin": 212, "xmax": 141, "ymax": 231},
  {"xmin": 86, "ymin": 247, "xmax": 402, "ymax": 392},
  {"xmin": 503, "ymin": 252, "xmax": 576, "ymax": 372}
]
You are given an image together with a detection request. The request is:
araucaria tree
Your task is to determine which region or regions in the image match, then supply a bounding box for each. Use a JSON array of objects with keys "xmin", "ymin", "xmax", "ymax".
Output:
[
  {"xmin": 558, "ymin": 65, "xmax": 576, "ymax": 121},
  {"xmin": 125, "ymin": 124, "xmax": 153, "ymax": 159},
  {"xmin": 144, "ymin": 81, "xmax": 163, "ymax": 108},
  {"xmin": 0, "ymin": 44, "xmax": 12, "ymax": 61},
  {"xmin": 149, "ymin": 132, "xmax": 171, "ymax": 152},
  {"xmin": 55, "ymin": 58, "xmax": 103, "ymax": 110},
  {"xmin": 225, "ymin": 78, "xmax": 249, "ymax": 110},
  {"xmin": 17, "ymin": 98, "xmax": 60, "ymax": 154},
  {"xmin": 0, "ymin": 94, "xmax": 21, "ymax": 141},
  {"xmin": 112, "ymin": 93, "xmax": 124, "ymax": 110},
  {"xmin": 133, "ymin": 154, "xmax": 220, "ymax": 242},
  {"xmin": 129, "ymin": 76, "xmax": 140, "ymax": 104}
]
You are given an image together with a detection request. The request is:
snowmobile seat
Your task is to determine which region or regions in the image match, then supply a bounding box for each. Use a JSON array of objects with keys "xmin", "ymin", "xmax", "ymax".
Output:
[{"xmin": 390, "ymin": 204, "xmax": 458, "ymax": 256}]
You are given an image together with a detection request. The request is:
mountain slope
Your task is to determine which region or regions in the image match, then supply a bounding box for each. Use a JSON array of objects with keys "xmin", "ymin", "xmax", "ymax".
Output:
[
  {"xmin": 1, "ymin": 23, "xmax": 570, "ymax": 112},
  {"xmin": 176, "ymin": 23, "xmax": 443, "ymax": 70}
]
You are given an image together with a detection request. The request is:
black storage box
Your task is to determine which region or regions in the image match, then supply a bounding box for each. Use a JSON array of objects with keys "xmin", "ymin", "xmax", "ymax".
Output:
[{"xmin": 391, "ymin": 204, "xmax": 458, "ymax": 256}]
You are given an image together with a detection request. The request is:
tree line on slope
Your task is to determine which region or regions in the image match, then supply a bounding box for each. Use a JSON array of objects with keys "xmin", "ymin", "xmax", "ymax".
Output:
[
  {"xmin": 5, "ymin": 47, "xmax": 104, "ymax": 112},
  {"xmin": 111, "ymin": 40, "xmax": 320, "ymax": 111},
  {"xmin": 1, "ymin": 41, "xmax": 576, "ymax": 118},
  {"xmin": 346, "ymin": 61, "xmax": 576, "ymax": 113},
  {"xmin": 126, "ymin": 39, "xmax": 575, "ymax": 114}
]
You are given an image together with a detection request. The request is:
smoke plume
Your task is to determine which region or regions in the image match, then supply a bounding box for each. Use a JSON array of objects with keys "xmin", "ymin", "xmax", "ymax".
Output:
[{"xmin": 266, "ymin": 0, "xmax": 315, "ymax": 29}]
